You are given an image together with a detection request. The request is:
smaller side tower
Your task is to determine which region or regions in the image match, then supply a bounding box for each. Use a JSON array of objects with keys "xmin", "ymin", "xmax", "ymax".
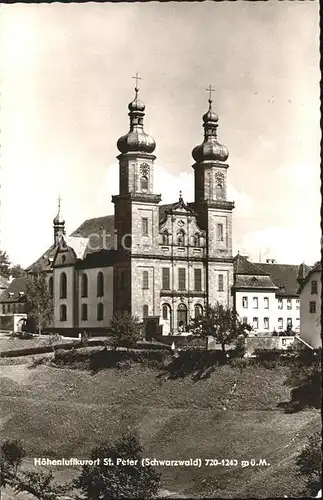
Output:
[{"xmin": 53, "ymin": 196, "xmax": 66, "ymax": 245}]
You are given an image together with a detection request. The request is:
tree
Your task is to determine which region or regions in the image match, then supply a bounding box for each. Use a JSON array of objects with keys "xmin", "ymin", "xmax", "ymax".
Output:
[
  {"xmin": 0, "ymin": 251, "xmax": 11, "ymax": 278},
  {"xmin": 0, "ymin": 439, "xmax": 25, "ymax": 500},
  {"xmin": 284, "ymin": 351, "xmax": 321, "ymax": 410},
  {"xmin": 13, "ymin": 470, "xmax": 69, "ymax": 500},
  {"xmin": 75, "ymin": 433, "xmax": 160, "ymax": 499},
  {"xmin": 9, "ymin": 265, "xmax": 27, "ymax": 279},
  {"xmin": 296, "ymin": 431, "xmax": 322, "ymax": 496},
  {"xmin": 25, "ymin": 267, "xmax": 53, "ymax": 335},
  {"xmin": 188, "ymin": 303, "xmax": 250, "ymax": 355},
  {"xmin": 1, "ymin": 440, "xmax": 25, "ymax": 475},
  {"xmin": 108, "ymin": 311, "xmax": 141, "ymax": 348}
]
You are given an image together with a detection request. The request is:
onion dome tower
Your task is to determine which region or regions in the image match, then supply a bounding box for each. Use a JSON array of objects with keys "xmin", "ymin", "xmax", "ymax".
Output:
[
  {"xmin": 192, "ymin": 96, "xmax": 229, "ymax": 163},
  {"xmin": 53, "ymin": 196, "xmax": 66, "ymax": 244},
  {"xmin": 117, "ymin": 87, "xmax": 156, "ymax": 155}
]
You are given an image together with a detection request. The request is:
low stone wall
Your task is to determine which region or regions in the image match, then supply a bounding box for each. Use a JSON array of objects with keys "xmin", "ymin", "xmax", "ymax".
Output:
[{"xmin": 245, "ymin": 336, "xmax": 295, "ymax": 356}]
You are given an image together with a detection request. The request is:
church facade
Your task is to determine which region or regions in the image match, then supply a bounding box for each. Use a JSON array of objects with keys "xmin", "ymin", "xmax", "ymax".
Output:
[{"xmin": 50, "ymin": 86, "xmax": 235, "ymax": 335}]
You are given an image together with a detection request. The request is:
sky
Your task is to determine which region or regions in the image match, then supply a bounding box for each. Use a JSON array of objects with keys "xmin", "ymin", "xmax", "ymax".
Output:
[{"xmin": 0, "ymin": 1, "xmax": 320, "ymax": 268}]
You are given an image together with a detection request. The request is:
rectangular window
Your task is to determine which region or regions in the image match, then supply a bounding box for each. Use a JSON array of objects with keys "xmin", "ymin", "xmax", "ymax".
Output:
[
  {"xmin": 218, "ymin": 274, "xmax": 224, "ymax": 292},
  {"xmin": 253, "ymin": 317, "xmax": 258, "ymax": 329},
  {"xmin": 178, "ymin": 268, "xmax": 186, "ymax": 291},
  {"xmin": 264, "ymin": 297, "xmax": 269, "ymax": 309},
  {"xmin": 97, "ymin": 303, "xmax": 104, "ymax": 321},
  {"xmin": 296, "ymin": 299, "xmax": 300, "ymax": 310},
  {"xmin": 253, "ymin": 297, "xmax": 258, "ymax": 309},
  {"xmin": 243, "ymin": 317, "xmax": 248, "ymax": 324},
  {"xmin": 278, "ymin": 318, "xmax": 283, "ymax": 329},
  {"xmin": 7, "ymin": 304, "xmax": 11, "ymax": 313},
  {"xmin": 311, "ymin": 281, "xmax": 318, "ymax": 295},
  {"xmin": 278, "ymin": 298, "xmax": 283, "ymax": 309},
  {"xmin": 194, "ymin": 269, "xmax": 202, "ymax": 291},
  {"xmin": 142, "ymin": 270, "xmax": 149, "ymax": 289},
  {"xmin": 143, "ymin": 305, "xmax": 149, "ymax": 318},
  {"xmin": 287, "ymin": 318, "xmax": 292, "ymax": 327},
  {"xmin": 81, "ymin": 304, "xmax": 88, "ymax": 321},
  {"xmin": 162, "ymin": 268, "xmax": 170, "ymax": 290},
  {"xmin": 287, "ymin": 299, "xmax": 292, "ymax": 310},
  {"xmin": 242, "ymin": 297, "xmax": 248, "ymax": 308},
  {"xmin": 309, "ymin": 301, "xmax": 316, "ymax": 313},
  {"xmin": 216, "ymin": 223, "xmax": 224, "ymax": 242},
  {"xmin": 282, "ymin": 339, "xmax": 287, "ymax": 347},
  {"xmin": 264, "ymin": 317, "xmax": 269, "ymax": 330},
  {"xmin": 142, "ymin": 218, "xmax": 148, "ymax": 236}
]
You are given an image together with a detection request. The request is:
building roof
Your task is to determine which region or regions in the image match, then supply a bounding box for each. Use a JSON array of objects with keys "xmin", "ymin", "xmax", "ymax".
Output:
[
  {"xmin": 298, "ymin": 261, "xmax": 322, "ymax": 294},
  {"xmin": 233, "ymin": 254, "xmax": 267, "ymax": 275},
  {"xmin": 26, "ymin": 243, "xmax": 57, "ymax": 273},
  {"xmin": 255, "ymin": 262, "xmax": 301, "ymax": 297},
  {"xmin": 63, "ymin": 236, "xmax": 89, "ymax": 260},
  {"xmin": 0, "ymin": 277, "xmax": 26, "ymax": 303},
  {"xmin": 233, "ymin": 274, "xmax": 278, "ymax": 290},
  {"xmin": 233, "ymin": 255, "xmax": 301, "ymax": 296}
]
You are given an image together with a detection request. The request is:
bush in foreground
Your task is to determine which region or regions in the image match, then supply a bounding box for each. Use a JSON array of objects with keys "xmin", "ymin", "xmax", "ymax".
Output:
[
  {"xmin": 296, "ymin": 431, "xmax": 322, "ymax": 496},
  {"xmin": 75, "ymin": 433, "xmax": 160, "ymax": 499}
]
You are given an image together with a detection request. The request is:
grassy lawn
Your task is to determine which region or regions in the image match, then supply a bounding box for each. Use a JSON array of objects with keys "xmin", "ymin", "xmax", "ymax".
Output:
[{"xmin": 0, "ymin": 361, "xmax": 320, "ymax": 498}]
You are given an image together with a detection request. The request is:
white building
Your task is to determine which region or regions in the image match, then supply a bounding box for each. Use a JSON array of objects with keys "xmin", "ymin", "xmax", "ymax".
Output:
[
  {"xmin": 298, "ymin": 261, "xmax": 321, "ymax": 348},
  {"xmin": 232, "ymin": 255, "xmax": 301, "ymax": 335}
]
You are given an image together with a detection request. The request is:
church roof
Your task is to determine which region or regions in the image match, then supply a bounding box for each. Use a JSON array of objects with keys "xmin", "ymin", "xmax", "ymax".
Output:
[
  {"xmin": 62, "ymin": 236, "xmax": 89, "ymax": 260},
  {"xmin": 72, "ymin": 201, "xmax": 196, "ymax": 240},
  {"xmin": 26, "ymin": 243, "xmax": 57, "ymax": 273},
  {"xmin": 0, "ymin": 277, "xmax": 26, "ymax": 304}
]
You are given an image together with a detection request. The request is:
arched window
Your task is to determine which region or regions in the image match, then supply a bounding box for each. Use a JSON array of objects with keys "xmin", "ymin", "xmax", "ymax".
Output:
[
  {"xmin": 162, "ymin": 304, "xmax": 171, "ymax": 321},
  {"xmin": 97, "ymin": 303, "xmax": 104, "ymax": 321},
  {"xmin": 60, "ymin": 272, "xmax": 67, "ymax": 299},
  {"xmin": 162, "ymin": 230, "xmax": 170, "ymax": 245},
  {"xmin": 140, "ymin": 176, "xmax": 148, "ymax": 193},
  {"xmin": 177, "ymin": 303, "xmax": 187, "ymax": 331},
  {"xmin": 177, "ymin": 229, "xmax": 185, "ymax": 246},
  {"xmin": 194, "ymin": 304, "xmax": 203, "ymax": 318},
  {"xmin": 60, "ymin": 304, "xmax": 67, "ymax": 321},
  {"xmin": 81, "ymin": 273, "xmax": 88, "ymax": 298},
  {"xmin": 97, "ymin": 272, "xmax": 104, "ymax": 297},
  {"xmin": 215, "ymin": 184, "xmax": 223, "ymax": 200},
  {"xmin": 193, "ymin": 233, "xmax": 200, "ymax": 247},
  {"xmin": 48, "ymin": 276, "xmax": 53, "ymax": 297},
  {"xmin": 143, "ymin": 304, "xmax": 149, "ymax": 318}
]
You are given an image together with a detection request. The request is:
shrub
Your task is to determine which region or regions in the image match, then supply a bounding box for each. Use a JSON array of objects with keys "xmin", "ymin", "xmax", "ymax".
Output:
[
  {"xmin": 75, "ymin": 433, "xmax": 160, "ymax": 499},
  {"xmin": 296, "ymin": 431, "xmax": 322, "ymax": 496}
]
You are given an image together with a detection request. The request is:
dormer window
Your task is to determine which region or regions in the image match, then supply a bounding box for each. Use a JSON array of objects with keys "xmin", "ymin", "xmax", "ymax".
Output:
[{"xmin": 193, "ymin": 233, "xmax": 200, "ymax": 247}]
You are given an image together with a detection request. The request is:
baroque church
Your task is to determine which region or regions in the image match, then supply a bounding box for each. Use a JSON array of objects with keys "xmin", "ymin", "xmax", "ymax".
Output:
[{"xmin": 34, "ymin": 84, "xmax": 235, "ymax": 335}]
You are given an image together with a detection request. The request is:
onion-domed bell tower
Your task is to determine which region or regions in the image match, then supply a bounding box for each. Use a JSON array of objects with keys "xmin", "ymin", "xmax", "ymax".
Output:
[
  {"xmin": 112, "ymin": 76, "xmax": 161, "ymax": 316},
  {"xmin": 53, "ymin": 196, "xmax": 66, "ymax": 245},
  {"xmin": 192, "ymin": 87, "xmax": 234, "ymax": 307}
]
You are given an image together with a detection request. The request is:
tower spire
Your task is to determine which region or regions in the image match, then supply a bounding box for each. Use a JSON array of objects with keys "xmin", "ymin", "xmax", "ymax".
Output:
[
  {"xmin": 53, "ymin": 194, "xmax": 65, "ymax": 244},
  {"xmin": 191, "ymin": 85, "xmax": 228, "ymax": 163},
  {"xmin": 116, "ymin": 76, "xmax": 156, "ymax": 154}
]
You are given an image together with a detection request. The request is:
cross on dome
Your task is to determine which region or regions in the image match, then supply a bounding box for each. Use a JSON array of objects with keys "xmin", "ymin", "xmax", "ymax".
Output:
[
  {"xmin": 132, "ymin": 72, "xmax": 142, "ymax": 94},
  {"xmin": 206, "ymin": 84, "xmax": 215, "ymax": 103}
]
